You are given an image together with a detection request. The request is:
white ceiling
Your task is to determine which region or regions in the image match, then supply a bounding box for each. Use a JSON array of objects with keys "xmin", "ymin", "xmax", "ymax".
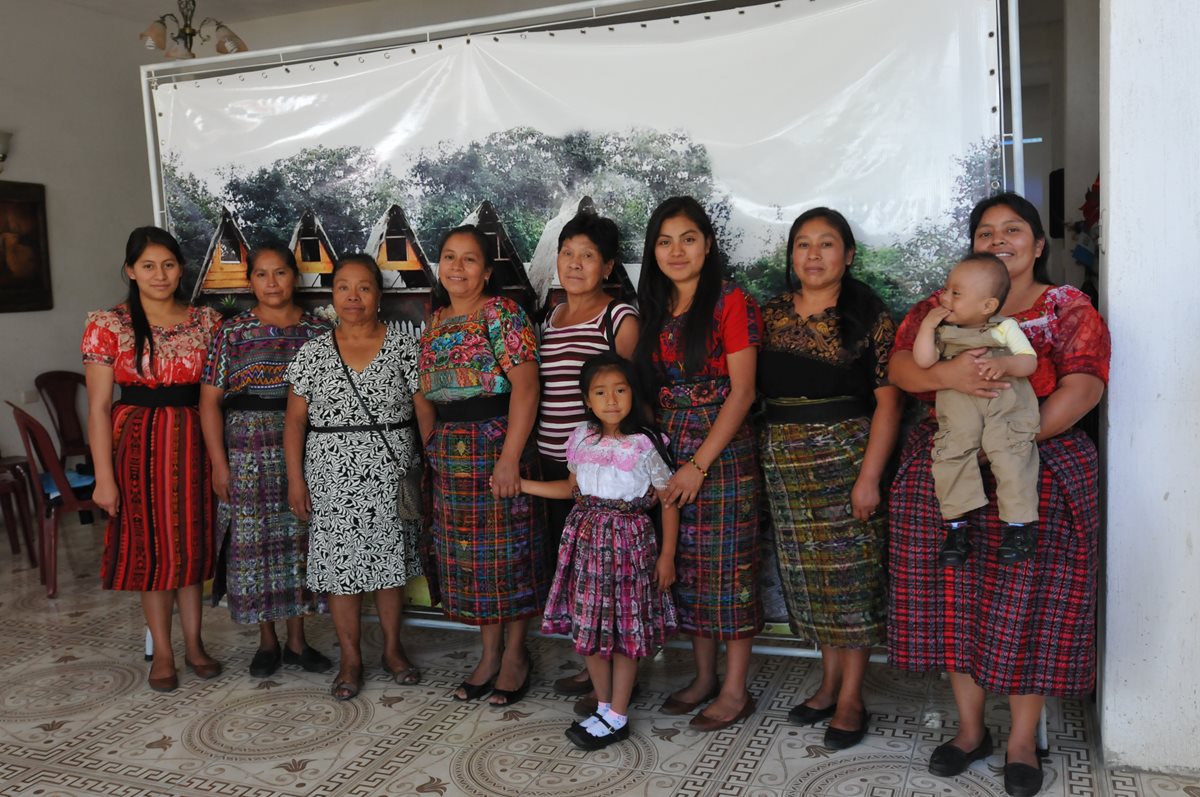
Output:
[{"xmin": 54, "ymin": 0, "xmax": 371, "ymax": 24}]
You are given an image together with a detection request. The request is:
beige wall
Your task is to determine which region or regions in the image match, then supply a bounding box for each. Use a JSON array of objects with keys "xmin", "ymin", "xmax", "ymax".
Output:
[
  {"xmin": 0, "ymin": 0, "xmax": 590, "ymax": 461},
  {"xmin": 0, "ymin": 1, "xmax": 162, "ymax": 457}
]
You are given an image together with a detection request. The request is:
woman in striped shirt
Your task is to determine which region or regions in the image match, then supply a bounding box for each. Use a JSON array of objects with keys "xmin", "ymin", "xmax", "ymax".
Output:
[{"xmin": 537, "ymin": 211, "xmax": 639, "ymax": 700}]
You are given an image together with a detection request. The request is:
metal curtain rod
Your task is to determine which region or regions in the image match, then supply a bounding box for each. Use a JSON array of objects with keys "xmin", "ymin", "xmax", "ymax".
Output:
[{"xmin": 140, "ymin": 0, "xmax": 783, "ymax": 82}]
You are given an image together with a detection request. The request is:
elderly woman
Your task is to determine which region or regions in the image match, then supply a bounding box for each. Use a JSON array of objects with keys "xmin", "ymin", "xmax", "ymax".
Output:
[
  {"xmin": 536, "ymin": 211, "xmax": 639, "ymax": 701},
  {"xmin": 758, "ymin": 208, "xmax": 902, "ymax": 749},
  {"xmin": 414, "ymin": 224, "xmax": 545, "ymax": 708},
  {"xmin": 283, "ymin": 254, "xmax": 423, "ymax": 701},
  {"xmin": 83, "ymin": 227, "xmax": 223, "ymax": 692},
  {"xmin": 200, "ymin": 244, "xmax": 332, "ymax": 678},
  {"xmin": 887, "ymin": 193, "xmax": 1110, "ymax": 797}
]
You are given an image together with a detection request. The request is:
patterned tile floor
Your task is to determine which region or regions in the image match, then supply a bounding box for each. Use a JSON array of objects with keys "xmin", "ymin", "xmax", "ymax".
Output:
[{"xmin": 2, "ymin": 520, "xmax": 1197, "ymax": 797}]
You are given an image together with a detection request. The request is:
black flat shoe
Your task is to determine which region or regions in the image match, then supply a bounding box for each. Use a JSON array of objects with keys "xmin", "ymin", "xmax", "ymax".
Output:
[
  {"xmin": 565, "ymin": 713, "xmax": 630, "ymax": 750},
  {"xmin": 929, "ymin": 729, "xmax": 994, "ymax": 776},
  {"xmin": 282, "ymin": 645, "xmax": 333, "ymax": 673},
  {"xmin": 1003, "ymin": 755, "xmax": 1045, "ymax": 797},
  {"xmin": 823, "ymin": 707, "xmax": 868, "ymax": 750},
  {"xmin": 249, "ymin": 645, "xmax": 281, "ymax": 678},
  {"xmin": 787, "ymin": 700, "xmax": 837, "ymax": 725}
]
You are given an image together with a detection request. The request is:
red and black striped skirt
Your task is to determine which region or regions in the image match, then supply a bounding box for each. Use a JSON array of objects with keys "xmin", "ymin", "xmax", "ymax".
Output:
[
  {"xmin": 102, "ymin": 404, "xmax": 215, "ymax": 591},
  {"xmin": 887, "ymin": 418, "xmax": 1099, "ymax": 696}
]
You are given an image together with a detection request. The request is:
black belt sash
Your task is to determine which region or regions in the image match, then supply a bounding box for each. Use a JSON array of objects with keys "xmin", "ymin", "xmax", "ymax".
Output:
[
  {"xmin": 224, "ymin": 395, "xmax": 289, "ymax": 412},
  {"xmin": 434, "ymin": 393, "xmax": 511, "ymax": 422},
  {"xmin": 119, "ymin": 384, "xmax": 200, "ymax": 408},
  {"xmin": 309, "ymin": 417, "xmax": 417, "ymax": 434},
  {"xmin": 764, "ymin": 396, "xmax": 871, "ymax": 425}
]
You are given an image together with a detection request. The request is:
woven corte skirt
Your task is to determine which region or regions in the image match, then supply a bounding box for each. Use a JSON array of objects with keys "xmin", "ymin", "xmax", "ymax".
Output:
[
  {"xmin": 102, "ymin": 403, "xmax": 214, "ymax": 591},
  {"xmin": 660, "ymin": 403, "xmax": 762, "ymax": 640},
  {"xmin": 542, "ymin": 492, "xmax": 677, "ymax": 660},
  {"xmin": 888, "ymin": 419, "xmax": 1099, "ymax": 696},
  {"xmin": 428, "ymin": 415, "xmax": 548, "ymax": 625},
  {"xmin": 761, "ymin": 416, "xmax": 886, "ymax": 648},
  {"xmin": 219, "ymin": 410, "xmax": 323, "ymax": 624}
]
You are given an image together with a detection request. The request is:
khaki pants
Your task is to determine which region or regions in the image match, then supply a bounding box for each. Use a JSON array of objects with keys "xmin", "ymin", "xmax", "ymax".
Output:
[{"xmin": 931, "ymin": 324, "xmax": 1040, "ymax": 522}]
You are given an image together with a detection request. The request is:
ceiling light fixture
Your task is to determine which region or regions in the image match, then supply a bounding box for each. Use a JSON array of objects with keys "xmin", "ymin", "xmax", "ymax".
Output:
[{"xmin": 139, "ymin": 0, "xmax": 248, "ymax": 60}]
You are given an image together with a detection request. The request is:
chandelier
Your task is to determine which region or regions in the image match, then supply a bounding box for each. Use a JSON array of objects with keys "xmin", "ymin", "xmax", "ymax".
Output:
[{"xmin": 139, "ymin": 0, "xmax": 248, "ymax": 59}]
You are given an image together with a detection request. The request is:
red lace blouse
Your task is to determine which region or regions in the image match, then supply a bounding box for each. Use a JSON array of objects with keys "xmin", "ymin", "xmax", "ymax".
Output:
[
  {"xmin": 892, "ymin": 285, "xmax": 1110, "ymax": 403},
  {"xmin": 82, "ymin": 304, "xmax": 223, "ymax": 387}
]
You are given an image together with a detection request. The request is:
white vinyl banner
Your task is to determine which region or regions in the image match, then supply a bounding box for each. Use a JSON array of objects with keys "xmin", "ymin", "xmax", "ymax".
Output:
[{"xmin": 151, "ymin": 0, "xmax": 1000, "ymax": 312}]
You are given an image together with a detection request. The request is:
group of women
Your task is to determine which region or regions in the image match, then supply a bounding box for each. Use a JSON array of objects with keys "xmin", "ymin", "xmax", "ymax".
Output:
[{"xmin": 82, "ymin": 190, "xmax": 1108, "ymax": 797}]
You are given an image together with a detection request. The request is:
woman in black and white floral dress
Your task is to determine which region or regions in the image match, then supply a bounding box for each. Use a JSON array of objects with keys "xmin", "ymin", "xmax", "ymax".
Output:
[{"xmin": 284, "ymin": 255, "xmax": 423, "ymax": 700}]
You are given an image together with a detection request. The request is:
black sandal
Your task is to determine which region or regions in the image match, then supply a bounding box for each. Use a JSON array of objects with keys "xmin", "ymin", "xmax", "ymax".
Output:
[
  {"xmin": 490, "ymin": 671, "xmax": 531, "ymax": 707},
  {"xmin": 453, "ymin": 678, "xmax": 494, "ymax": 701},
  {"xmin": 490, "ymin": 650, "xmax": 533, "ymax": 707}
]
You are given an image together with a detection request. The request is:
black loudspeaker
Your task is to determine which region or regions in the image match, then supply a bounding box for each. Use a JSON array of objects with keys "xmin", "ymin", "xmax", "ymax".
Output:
[{"xmin": 1049, "ymin": 168, "xmax": 1064, "ymax": 239}]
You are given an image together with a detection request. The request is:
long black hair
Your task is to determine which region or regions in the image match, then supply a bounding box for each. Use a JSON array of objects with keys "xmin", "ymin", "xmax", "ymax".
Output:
[
  {"xmin": 430, "ymin": 224, "xmax": 503, "ymax": 312},
  {"xmin": 122, "ymin": 226, "xmax": 187, "ymax": 375},
  {"xmin": 632, "ymin": 197, "xmax": 726, "ymax": 399},
  {"xmin": 785, "ymin": 207, "xmax": 887, "ymax": 356},
  {"xmin": 246, "ymin": 241, "xmax": 299, "ymax": 280},
  {"xmin": 968, "ymin": 192, "xmax": 1053, "ymax": 285},
  {"xmin": 577, "ymin": 352, "xmax": 675, "ymax": 469}
]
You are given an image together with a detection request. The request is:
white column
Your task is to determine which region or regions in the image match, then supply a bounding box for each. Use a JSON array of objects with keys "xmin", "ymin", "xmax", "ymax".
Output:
[{"xmin": 1099, "ymin": 0, "xmax": 1200, "ymax": 774}]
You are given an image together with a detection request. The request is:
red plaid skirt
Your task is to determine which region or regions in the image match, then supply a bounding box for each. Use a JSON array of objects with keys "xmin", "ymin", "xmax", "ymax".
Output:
[{"xmin": 887, "ymin": 419, "xmax": 1099, "ymax": 696}]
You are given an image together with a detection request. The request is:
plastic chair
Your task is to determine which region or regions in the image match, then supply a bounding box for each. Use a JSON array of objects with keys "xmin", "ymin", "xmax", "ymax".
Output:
[
  {"xmin": 1, "ymin": 472, "xmax": 35, "ymax": 564},
  {"xmin": 35, "ymin": 371, "xmax": 91, "ymax": 468},
  {"xmin": 7, "ymin": 402, "xmax": 97, "ymax": 598}
]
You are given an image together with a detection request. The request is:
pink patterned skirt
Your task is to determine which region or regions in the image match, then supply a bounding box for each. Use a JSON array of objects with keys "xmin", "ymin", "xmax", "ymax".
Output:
[{"xmin": 542, "ymin": 492, "xmax": 677, "ymax": 660}]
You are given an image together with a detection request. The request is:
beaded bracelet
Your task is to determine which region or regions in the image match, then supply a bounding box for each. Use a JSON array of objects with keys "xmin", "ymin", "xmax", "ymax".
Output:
[{"xmin": 689, "ymin": 456, "xmax": 709, "ymax": 479}]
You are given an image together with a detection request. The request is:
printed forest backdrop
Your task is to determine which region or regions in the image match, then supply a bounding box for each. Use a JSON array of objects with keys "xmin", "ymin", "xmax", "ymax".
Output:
[
  {"xmin": 151, "ymin": 0, "xmax": 1002, "ymax": 317},
  {"xmin": 165, "ymin": 130, "xmax": 997, "ymax": 315}
]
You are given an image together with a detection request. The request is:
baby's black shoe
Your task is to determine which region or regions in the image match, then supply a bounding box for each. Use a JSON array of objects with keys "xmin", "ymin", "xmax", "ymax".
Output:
[
  {"xmin": 999, "ymin": 523, "xmax": 1036, "ymax": 564},
  {"xmin": 939, "ymin": 521, "xmax": 971, "ymax": 567}
]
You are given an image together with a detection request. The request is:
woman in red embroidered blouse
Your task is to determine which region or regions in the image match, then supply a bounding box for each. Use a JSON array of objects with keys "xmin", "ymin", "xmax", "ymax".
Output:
[
  {"xmin": 887, "ymin": 194, "xmax": 1110, "ymax": 793},
  {"xmin": 633, "ymin": 196, "xmax": 762, "ymax": 732},
  {"xmin": 82, "ymin": 227, "xmax": 224, "ymax": 693}
]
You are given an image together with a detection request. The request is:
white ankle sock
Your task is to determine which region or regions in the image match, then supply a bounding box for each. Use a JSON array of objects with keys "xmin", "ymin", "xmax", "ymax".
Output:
[
  {"xmin": 597, "ymin": 701, "xmax": 611, "ymax": 715},
  {"xmin": 602, "ymin": 708, "xmax": 627, "ymax": 730}
]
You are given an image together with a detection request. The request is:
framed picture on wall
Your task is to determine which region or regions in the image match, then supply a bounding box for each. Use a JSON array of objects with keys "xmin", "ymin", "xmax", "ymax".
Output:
[{"xmin": 0, "ymin": 180, "xmax": 53, "ymax": 313}]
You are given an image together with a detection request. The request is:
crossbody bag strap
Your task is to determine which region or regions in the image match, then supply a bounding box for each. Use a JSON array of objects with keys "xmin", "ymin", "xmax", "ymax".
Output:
[
  {"xmin": 330, "ymin": 330, "xmax": 403, "ymax": 470},
  {"xmin": 602, "ymin": 299, "xmax": 618, "ymax": 353}
]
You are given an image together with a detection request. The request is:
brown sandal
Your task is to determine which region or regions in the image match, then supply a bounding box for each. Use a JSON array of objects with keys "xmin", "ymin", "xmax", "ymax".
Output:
[
  {"xmin": 331, "ymin": 668, "xmax": 363, "ymax": 701},
  {"xmin": 381, "ymin": 655, "xmax": 422, "ymax": 686}
]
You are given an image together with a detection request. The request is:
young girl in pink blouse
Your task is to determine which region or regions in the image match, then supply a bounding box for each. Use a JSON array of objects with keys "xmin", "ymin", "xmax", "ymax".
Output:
[{"xmin": 518, "ymin": 353, "xmax": 679, "ymax": 750}]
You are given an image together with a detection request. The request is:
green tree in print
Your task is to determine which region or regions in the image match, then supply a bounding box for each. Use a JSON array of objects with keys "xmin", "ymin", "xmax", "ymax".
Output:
[
  {"xmin": 221, "ymin": 146, "xmax": 405, "ymax": 252},
  {"xmin": 406, "ymin": 127, "xmax": 739, "ymax": 264}
]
